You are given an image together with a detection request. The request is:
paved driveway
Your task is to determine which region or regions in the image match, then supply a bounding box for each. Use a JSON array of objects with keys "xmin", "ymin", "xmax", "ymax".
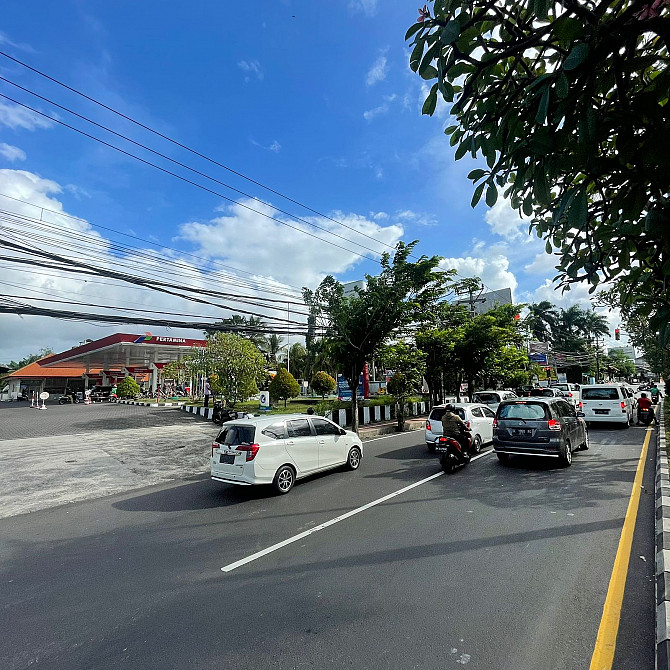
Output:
[{"xmin": 0, "ymin": 403, "xmax": 218, "ymax": 518}]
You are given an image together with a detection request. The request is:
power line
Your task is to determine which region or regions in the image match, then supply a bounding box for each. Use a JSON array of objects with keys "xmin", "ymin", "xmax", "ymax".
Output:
[
  {"xmin": 0, "ymin": 51, "xmax": 407, "ymax": 257},
  {"xmin": 0, "ymin": 93, "xmax": 385, "ymax": 265}
]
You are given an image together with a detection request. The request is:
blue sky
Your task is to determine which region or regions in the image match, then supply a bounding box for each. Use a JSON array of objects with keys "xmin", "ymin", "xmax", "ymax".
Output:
[{"xmin": 0, "ymin": 1, "xmax": 616, "ymax": 361}]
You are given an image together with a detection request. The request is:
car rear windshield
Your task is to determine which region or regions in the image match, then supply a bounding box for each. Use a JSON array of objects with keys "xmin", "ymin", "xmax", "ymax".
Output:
[
  {"xmin": 429, "ymin": 407, "xmax": 465, "ymax": 421},
  {"xmin": 215, "ymin": 425, "xmax": 256, "ymax": 446},
  {"xmin": 552, "ymin": 384, "xmax": 569, "ymax": 391},
  {"xmin": 581, "ymin": 388, "xmax": 620, "ymax": 400},
  {"xmin": 530, "ymin": 389, "xmax": 556, "ymax": 397},
  {"xmin": 473, "ymin": 393, "xmax": 499, "ymax": 404},
  {"xmin": 498, "ymin": 402, "xmax": 549, "ymax": 420}
]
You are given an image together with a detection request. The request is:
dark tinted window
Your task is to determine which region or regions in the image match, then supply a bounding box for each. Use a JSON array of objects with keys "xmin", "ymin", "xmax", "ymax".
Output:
[
  {"xmin": 261, "ymin": 422, "xmax": 286, "ymax": 439},
  {"xmin": 428, "ymin": 407, "xmax": 465, "ymax": 421},
  {"xmin": 530, "ymin": 388, "xmax": 556, "ymax": 397},
  {"xmin": 582, "ymin": 387, "xmax": 620, "ymax": 400},
  {"xmin": 498, "ymin": 402, "xmax": 549, "ymax": 420},
  {"xmin": 287, "ymin": 419, "xmax": 313, "ymax": 437},
  {"xmin": 473, "ymin": 393, "xmax": 499, "ymax": 404},
  {"xmin": 312, "ymin": 418, "xmax": 341, "ymax": 436},
  {"xmin": 471, "ymin": 407, "xmax": 483, "ymax": 418},
  {"xmin": 563, "ymin": 402, "xmax": 577, "ymax": 417},
  {"xmin": 216, "ymin": 425, "xmax": 256, "ymax": 446},
  {"xmin": 481, "ymin": 407, "xmax": 496, "ymax": 419}
]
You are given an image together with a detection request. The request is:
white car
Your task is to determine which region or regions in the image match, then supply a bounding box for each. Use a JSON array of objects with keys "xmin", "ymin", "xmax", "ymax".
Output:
[
  {"xmin": 471, "ymin": 390, "xmax": 518, "ymax": 413},
  {"xmin": 579, "ymin": 384, "xmax": 634, "ymax": 426},
  {"xmin": 211, "ymin": 414, "xmax": 363, "ymax": 494},
  {"xmin": 425, "ymin": 403, "xmax": 496, "ymax": 454},
  {"xmin": 550, "ymin": 383, "xmax": 581, "ymax": 407}
]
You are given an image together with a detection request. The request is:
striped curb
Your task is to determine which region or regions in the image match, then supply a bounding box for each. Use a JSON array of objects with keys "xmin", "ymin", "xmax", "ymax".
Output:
[
  {"xmin": 114, "ymin": 399, "xmax": 185, "ymax": 407},
  {"xmin": 656, "ymin": 399, "xmax": 670, "ymax": 669}
]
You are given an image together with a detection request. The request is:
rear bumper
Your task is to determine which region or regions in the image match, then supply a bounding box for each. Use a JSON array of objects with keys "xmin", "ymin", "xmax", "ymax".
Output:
[
  {"xmin": 493, "ymin": 438, "xmax": 561, "ymax": 457},
  {"xmin": 583, "ymin": 414, "xmax": 628, "ymax": 423},
  {"xmin": 211, "ymin": 476, "xmax": 253, "ymax": 486}
]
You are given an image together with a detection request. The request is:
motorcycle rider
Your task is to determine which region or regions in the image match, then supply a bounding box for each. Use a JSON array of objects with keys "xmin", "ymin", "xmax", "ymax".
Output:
[
  {"xmin": 637, "ymin": 392, "xmax": 655, "ymax": 425},
  {"xmin": 441, "ymin": 403, "xmax": 470, "ymax": 453},
  {"xmin": 650, "ymin": 383, "xmax": 663, "ymax": 404}
]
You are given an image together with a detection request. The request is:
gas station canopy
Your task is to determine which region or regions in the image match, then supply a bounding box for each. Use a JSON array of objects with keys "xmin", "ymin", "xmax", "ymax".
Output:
[{"xmin": 40, "ymin": 333, "xmax": 207, "ymax": 371}]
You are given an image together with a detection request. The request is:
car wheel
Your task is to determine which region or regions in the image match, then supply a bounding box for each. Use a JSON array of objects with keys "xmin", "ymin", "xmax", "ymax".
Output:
[
  {"xmin": 427, "ymin": 442, "xmax": 436, "ymax": 454},
  {"xmin": 273, "ymin": 465, "xmax": 295, "ymax": 495},
  {"xmin": 471, "ymin": 434, "xmax": 482, "ymax": 454},
  {"xmin": 497, "ymin": 452, "xmax": 509, "ymax": 464},
  {"xmin": 560, "ymin": 440, "xmax": 572, "ymax": 467},
  {"xmin": 346, "ymin": 446, "xmax": 362, "ymax": 470},
  {"xmin": 580, "ymin": 430, "xmax": 590, "ymax": 451}
]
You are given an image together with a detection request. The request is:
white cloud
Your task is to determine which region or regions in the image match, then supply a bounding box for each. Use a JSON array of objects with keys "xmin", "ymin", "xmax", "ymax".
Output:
[
  {"xmin": 237, "ymin": 60, "xmax": 264, "ymax": 81},
  {"xmin": 0, "ymin": 30, "xmax": 34, "ymax": 52},
  {"xmin": 363, "ymin": 104, "xmax": 389, "ymax": 121},
  {"xmin": 366, "ymin": 54, "xmax": 388, "ymax": 86},
  {"xmin": 349, "ymin": 0, "xmax": 378, "ymax": 16},
  {"xmin": 485, "ymin": 198, "xmax": 531, "ymax": 241},
  {"xmin": 0, "ymin": 100, "xmax": 53, "ymax": 131},
  {"xmin": 440, "ymin": 254, "xmax": 518, "ymax": 298},
  {"xmin": 250, "ymin": 138, "xmax": 282, "ymax": 153},
  {"xmin": 0, "ymin": 143, "xmax": 26, "ymax": 162},
  {"xmin": 524, "ymin": 251, "xmax": 558, "ymax": 275},
  {"xmin": 178, "ymin": 199, "xmax": 404, "ymax": 288},
  {"xmin": 395, "ymin": 209, "xmax": 438, "ymax": 227}
]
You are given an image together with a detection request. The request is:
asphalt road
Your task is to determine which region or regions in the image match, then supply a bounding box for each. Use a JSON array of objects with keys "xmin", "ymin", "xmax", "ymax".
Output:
[{"xmin": 0, "ymin": 423, "xmax": 655, "ymax": 670}]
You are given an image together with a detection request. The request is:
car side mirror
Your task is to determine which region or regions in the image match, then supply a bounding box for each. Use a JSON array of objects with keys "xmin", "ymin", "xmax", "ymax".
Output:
[
  {"xmin": 577, "ymin": 411, "xmax": 585, "ymax": 417},
  {"xmin": 340, "ymin": 428, "xmax": 347, "ymax": 436}
]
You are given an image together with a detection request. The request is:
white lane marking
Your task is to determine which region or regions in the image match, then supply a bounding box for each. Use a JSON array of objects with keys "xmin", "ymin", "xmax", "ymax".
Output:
[{"xmin": 221, "ymin": 449, "xmax": 493, "ymax": 573}]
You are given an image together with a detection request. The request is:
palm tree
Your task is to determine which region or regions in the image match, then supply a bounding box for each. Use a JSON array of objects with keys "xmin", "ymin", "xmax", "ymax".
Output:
[
  {"xmin": 580, "ymin": 310, "xmax": 610, "ymax": 345},
  {"xmin": 205, "ymin": 315, "xmax": 267, "ymax": 348},
  {"xmin": 263, "ymin": 333, "xmax": 285, "ymax": 364},
  {"xmin": 524, "ymin": 301, "xmax": 559, "ymax": 342}
]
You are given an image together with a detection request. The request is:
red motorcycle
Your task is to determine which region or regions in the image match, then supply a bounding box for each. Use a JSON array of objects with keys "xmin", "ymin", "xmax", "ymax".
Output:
[{"xmin": 436, "ymin": 428, "xmax": 472, "ymax": 474}]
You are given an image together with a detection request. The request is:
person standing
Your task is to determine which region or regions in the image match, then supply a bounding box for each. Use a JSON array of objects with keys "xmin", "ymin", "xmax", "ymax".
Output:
[{"xmin": 204, "ymin": 379, "xmax": 211, "ymax": 408}]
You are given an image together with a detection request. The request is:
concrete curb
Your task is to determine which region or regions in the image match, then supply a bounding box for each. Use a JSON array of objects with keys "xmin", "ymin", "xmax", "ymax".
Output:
[
  {"xmin": 115, "ymin": 399, "xmax": 185, "ymax": 408},
  {"xmin": 359, "ymin": 418, "xmax": 426, "ymax": 440},
  {"xmin": 656, "ymin": 400, "xmax": 669, "ymax": 669}
]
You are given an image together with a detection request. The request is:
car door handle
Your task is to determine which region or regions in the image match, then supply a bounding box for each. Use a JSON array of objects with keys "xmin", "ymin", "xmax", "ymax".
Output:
[
  {"xmin": 286, "ymin": 440, "xmax": 294, "ymax": 445},
  {"xmin": 318, "ymin": 439, "xmax": 325, "ymax": 444}
]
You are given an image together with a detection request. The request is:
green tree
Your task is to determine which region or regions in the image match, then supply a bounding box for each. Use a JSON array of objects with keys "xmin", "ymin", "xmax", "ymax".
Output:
[
  {"xmin": 204, "ymin": 315, "xmax": 267, "ymax": 348},
  {"xmin": 310, "ymin": 370, "xmax": 336, "ymax": 399},
  {"xmin": 6, "ymin": 347, "xmax": 54, "ymax": 372},
  {"xmin": 304, "ymin": 241, "xmax": 451, "ymax": 432},
  {"xmin": 604, "ymin": 349, "xmax": 636, "ymax": 379},
  {"xmin": 408, "ymin": 1, "xmax": 670, "ymax": 342},
  {"xmin": 194, "ymin": 333, "xmax": 266, "ymax": 408},
  {"xmin": 524, "ymin": 302, "xmax": 559, "ymax": 343},
  {"xmin": 288, "ymin": 342, "xmax": 308, "ymax": 379},
  {"xmin": 381, "ymin": 342, "xmax": 427, "ymax": 432},
  {"xmin": 269, "ymin": 367, "xmax": 301, "ymax": 407},
  {"xmin": 116, "ymin": 376, "xmax": 140, "ymax": 398},
  {"xmin": 263, "ymin": 333, "xmax": 285, "ymax": 365}
]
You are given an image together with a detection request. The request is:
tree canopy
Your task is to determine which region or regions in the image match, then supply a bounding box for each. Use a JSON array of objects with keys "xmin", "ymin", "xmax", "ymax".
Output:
[{"xmin": 408, "ymin": 0, "xmax": 670, "ymax": 343}]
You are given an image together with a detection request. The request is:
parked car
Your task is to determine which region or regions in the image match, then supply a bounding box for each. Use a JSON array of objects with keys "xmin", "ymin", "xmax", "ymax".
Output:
[
  {"xmin": 425, "ymin": 402, "xmax": 496, "ymax": 453},
  {"xmin": 89, "ymin": 385, "xmax": 113, "ymax": 402},
  {"xmin": 579, "ymin": 383, "xmax": 634, "ymax": 426},
  {"xmin": 471, "ymin": 390, "xmax": 518, "ymax": 412},
  {"xmin": 550, "ymin": 383, "xmax": 581, "ymax": 407},
  {"xmin": 210, "ymin": 414, "xmax": 363, "ymax": 494},
  {"xmin": 493, "ymin": 397, "xmax": 588, "ymax": 466}
]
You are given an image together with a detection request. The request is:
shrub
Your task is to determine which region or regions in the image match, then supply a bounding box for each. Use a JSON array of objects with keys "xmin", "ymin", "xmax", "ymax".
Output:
[
  {"xmin": 116, "ymin": 376, "xmax": 140, "ymax": 398},
  {"xmin": 311, "ymin": 371, "xmax": 336, "ymax": 399}
]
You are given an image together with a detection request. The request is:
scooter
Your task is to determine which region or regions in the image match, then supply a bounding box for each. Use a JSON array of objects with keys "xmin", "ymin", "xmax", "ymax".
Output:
[
  {"xmin": 637, "ymin": 407, "xmax": 654, "ymax": 426},
  {"xmin": 652, "ymin": 391, "xmax": 660, "ymax": 405},
  {"xmin": 58, "ymin": 393, "xmax": 80, "ymax": 405},
  {"xmin": 436, "ymin": 428, "xmax": 473, "ymax": 474},
  {"xmin": 212, "ymin": 401, "xmax": 236, "ymax": 425}
]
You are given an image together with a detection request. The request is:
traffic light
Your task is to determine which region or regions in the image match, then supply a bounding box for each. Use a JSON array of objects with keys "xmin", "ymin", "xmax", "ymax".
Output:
[{"xmin": 615, "ymin": 328, "xmax": 620, "ymax": 340}]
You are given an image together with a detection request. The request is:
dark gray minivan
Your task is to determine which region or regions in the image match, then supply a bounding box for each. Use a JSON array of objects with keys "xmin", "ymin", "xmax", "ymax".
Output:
[{"xmin": 493, "ymin": 398, "xmax": 589, "ymax": 466}]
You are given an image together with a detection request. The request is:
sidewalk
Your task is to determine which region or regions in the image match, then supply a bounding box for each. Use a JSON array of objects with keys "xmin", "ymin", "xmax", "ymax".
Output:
[{"xmin": 358, "ymin": 417, "xmax": 426, "ymax": 440}]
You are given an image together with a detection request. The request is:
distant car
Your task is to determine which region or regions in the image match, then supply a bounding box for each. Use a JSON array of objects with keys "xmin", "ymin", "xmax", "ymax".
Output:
[
  {"xmin": 425, "ymin": 403, "xmax": 496, "ymax": 453},
  {"xmin": 210, "ymin": 414, "xmax": 363, "ymax": 494},
  {"xmin": 529, "ymin": 387, "xmax": 566, "ymax": 399},
  {"xmin": 493, "ymin": 397, "xmax": 589, "ymax": 466},
  {"xmin": 89, "ymin": 385, "xmax": 113, "ymax": 402},
  {"xmin": 579, "ymin": 384, "xmax": 634, "ymax": 426},
  {"xmin": 472, "ymin": 390, "xmax": 518, "ymax": 412},
  {"xmin": 550, "ymin": 383, "xmax": 581, "ymax": 407},
  {"xmin": 515, "ymin": 385, "xmax": 536, "ymax": 397}
]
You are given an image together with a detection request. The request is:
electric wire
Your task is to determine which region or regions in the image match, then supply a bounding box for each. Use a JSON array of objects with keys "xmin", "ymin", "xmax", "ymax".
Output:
[
  {"xmin": 0, "ymin": 93, "xmax": 384, "ymax": 264},
  {"xmin": 0, "ymin": 51, "xmax": 408, "ymax": 257}
]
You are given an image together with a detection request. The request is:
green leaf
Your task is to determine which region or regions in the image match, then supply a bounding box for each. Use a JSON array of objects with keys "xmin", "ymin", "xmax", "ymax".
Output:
[
  {"xmin": 471, "ymin": 182, "xmax": 486, "ymax": 207},
  {"xmin": 568, "ymin": 189, "xmax": 588, "ymax": 227},
  {"xmin": 545, "ymin": 240, "xmax": 552, "ymax": 254},
  {"xmin": 552, "ymin": 16, "xmax": 583, "ymax": 42},
  {"xmin": 420, "ymin": 65, "xmax": 439, "ymax": 80},
  {"xmin": 555, "ymin": 72, "xmax": 569, "ymax": 99},
  {"xmin": 533, "ymin": 170, "xmax": 550, "ymax": 206},
  {"xmin": 405, "ymin": 23, "xmax": 423, "ymax": 41},
  {"xmin": 439, "ymin": 20, "xmax": 460, "ymax": 46},
  {"xmin": 455, "ymin": 140, "xmax": 469, "ymax": 160},
  {"xmin": 468, "ymin": 168, "xmax": 488, "ymax": 181},
  {"xmin": 421, "ymin": 85, "xmax": 438, "ymax": 116},
  {"xmin": 444, "ymin": 125, "xmax": 458, "ymax": 134},
  {"xmin": 563, "ymin": 44, "xmax": 589, "ymax": 71},
  {"xmin": 419, "ymin": 42, "xmax": 440, "ymax": 78},
  {"xmin": 536, "ymin": 87, "xmax": 550, "ymax": 124},
  {"xmin": 409, "ymin": 40, "xmax": 425, "ymax": 72},
  {"xmin": 486, "ymin": 183, "xmax": 498, "ymax": 207}
]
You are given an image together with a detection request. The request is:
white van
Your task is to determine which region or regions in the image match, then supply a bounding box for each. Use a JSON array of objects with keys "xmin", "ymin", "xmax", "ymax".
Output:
[{"xmin": 579, "ymin": 384, "xmax": 633, "ymax": 426}]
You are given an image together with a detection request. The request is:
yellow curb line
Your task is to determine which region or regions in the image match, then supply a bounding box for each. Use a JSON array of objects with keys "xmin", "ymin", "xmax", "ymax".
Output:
[{"xmin": 589, "ymin": 426, "xmax": 653, "ymax": 669}]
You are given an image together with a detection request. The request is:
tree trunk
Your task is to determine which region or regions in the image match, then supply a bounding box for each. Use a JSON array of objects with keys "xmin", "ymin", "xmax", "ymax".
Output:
[
  {"xmin": 284, "ymin": 398, "xmax": 287, "ymax": 407},
  {"xmin": 351, "ymin": 384, "xmax": 359, "ymax": 433},
  {"xmin": 468, "ymin": 377, "xmax": 474, "ymax": 402},
  {"xmin": 396, "ymin": 399, "xmax": 405, "ymax": 432}
]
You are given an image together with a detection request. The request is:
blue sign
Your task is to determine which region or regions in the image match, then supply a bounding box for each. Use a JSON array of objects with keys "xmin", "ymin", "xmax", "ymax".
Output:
[
  {"xmin": 529, "ymin": 353, "xmax": 548, "ymax": 365},
  {"xmin": 337, "ymin": 375, "xmax": 352, "ymax": 400}
]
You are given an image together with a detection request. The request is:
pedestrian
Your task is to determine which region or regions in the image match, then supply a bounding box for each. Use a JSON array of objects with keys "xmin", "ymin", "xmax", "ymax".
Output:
[{"xmin": 204, "ymin": 379, "xmax": 211, "ymax": 408}]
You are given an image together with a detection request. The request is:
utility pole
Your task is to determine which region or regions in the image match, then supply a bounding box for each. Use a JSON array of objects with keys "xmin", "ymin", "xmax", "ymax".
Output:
[{"xmin": 455, "ymin": 278, "xmax": 485, "ymax": 316}]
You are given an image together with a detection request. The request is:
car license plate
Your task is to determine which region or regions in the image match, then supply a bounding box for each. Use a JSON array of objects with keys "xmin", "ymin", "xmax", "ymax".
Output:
[
  {"xmin": 594, "ymin": 409, "xmax": 609, "ymax": 415},
  {"xmin": 220, "ymin": 453, "xmax": 236, "ymax": 464},
  {"xmin": 514, "ymin": 429, "xmax": 532, "ymax": 436}
]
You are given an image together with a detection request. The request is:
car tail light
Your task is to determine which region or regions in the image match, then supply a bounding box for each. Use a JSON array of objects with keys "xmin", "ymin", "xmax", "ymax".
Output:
[
  {"xmin": 236, "ymin": 444, "xmax": 260, "ymax": 461},
  {"xmin": 426, "ymin": 420, "xmax": 431, "ymax": 432},
  {"xmin": 621, "ymin": 401, "xmax": 626, "ymax": 412},
  {"xmin": 492, "ymin": 418, "xmax": 498, "ymax": 428},
  {"xmin": 211, "ymin": 442, "xmax": 219, "ymax": 457},
  {"xmin": 547, "ymin": 419, "xmax": 561, "ymax": 431},
  {"xmin": 465, "ymin": 420, "xmax": 471, "ymax": 429},
  {"xmin": 578, "ymin": 401, "xmax": 582, "ymax": 409},
  {"xmin": 568, "ymin": 392, "xmax": 573, "ymax": 397}
]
